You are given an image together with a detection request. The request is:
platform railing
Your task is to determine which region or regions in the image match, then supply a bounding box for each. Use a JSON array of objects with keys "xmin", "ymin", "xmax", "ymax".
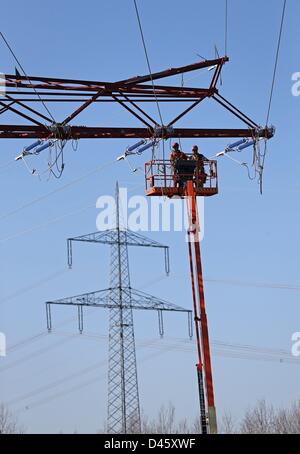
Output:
[{"xmin": 145, "ymin": 158, "xmax": 218, "ymax": 195}]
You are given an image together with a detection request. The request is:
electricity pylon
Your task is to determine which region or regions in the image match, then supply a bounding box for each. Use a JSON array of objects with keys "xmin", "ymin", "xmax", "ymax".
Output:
[{"xmin": 46, "ymin": 183, "xmax": 192, "ymax": 434}]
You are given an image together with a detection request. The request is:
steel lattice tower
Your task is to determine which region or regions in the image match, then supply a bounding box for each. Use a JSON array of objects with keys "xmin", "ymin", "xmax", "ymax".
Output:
[
  {"xmin": 107, "ymin": 185, "xmax": 142, "ymax": 434},
  {"xmin": 46, "ymin": 184, "xmax": 192, "ymax": 434}
]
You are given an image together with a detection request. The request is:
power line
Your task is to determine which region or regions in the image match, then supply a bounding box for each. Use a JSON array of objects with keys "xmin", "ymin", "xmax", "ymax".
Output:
[
  {"xmin": 0, "ymin": 204, "xmax": 94, "ymax": 243},
  {"xmin": 0, "ymin": 336, "xmax": 74, "ymax": 373},
  {"xmin": 3, "ymin": 270, "xmax": 168, "ymax": 358},
  {"xmin": 265, "ymin": 0, "xmax": 287, "ymax": 126},
  {"xmin": 8, "ymin": 333, "xmax": 47, "ymax": 354},
  {"xmin": 7, "ymin": 338, "xmax": 165, "ymax": 408},
  {"xmin": 17, "ymin": 373, "xmax": 106, "ymax": 413},
  {"xmin": 6, "ymin": 359, "xmax": 107, "ymax": 407},
  {"xmin": 60, "ymin": 331, "xmax": 298, "ymax": 364},
  {"xmin": 0, "ymin": 159, "xmax": 115, "ymax": 222},
  {"xmin": 4, "ymin": 272, "xmax": 300, "ymax": 354},
  {"xmin": 0, "ymin": 182, "xmax": 144, "ymax": 243},
  {"xmin": 14, "ymin": 341, "xmax": 184, "ymax": 413},
  {"xmin": 142, "ymin": 272, "xmax": 300, "ymax": 292},
  {"xmin": 3, "ymin": 271, "xmax": 299, "ymax": 358},
  {"xmin": 0, "ymin": 160, "xmax": 15, "ymax": 174},
  {"xmin": 260, "ymin": 0, "xmax": 287, "ymax": 195},
  {"xmin": 5, "ymin": 312, "xmax": 99, "ymax": 362},
  {"xmin": 0, "ymin": 268, "xmax": 68, "ymax": 306},
  {"xmin": 132, "ymin": 0, "xmax": 164, "ymax": 127},
  {"xmin": 204, "ymin": 277, "xmax": 300, "ymax": 292},
  {"xmin": 0, "ymin": 31, "xmax": 56, "ymax": 123},
  {"xmin": 10, "ymin": 334, "xmax": 299, "ymax": 413},
  {"xmin": 225, "ymin": 0, "xmax": 228, "ymax": 56}
]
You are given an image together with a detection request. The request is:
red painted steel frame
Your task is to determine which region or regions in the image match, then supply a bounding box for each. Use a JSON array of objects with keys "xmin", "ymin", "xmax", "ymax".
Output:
[
  {"xmin": 0, "ymin": 56, "xmax": 273, "ymax": 141},
  {"xmin": 0, "ymin": 126, "xmax": 273, "ymax": 140}
]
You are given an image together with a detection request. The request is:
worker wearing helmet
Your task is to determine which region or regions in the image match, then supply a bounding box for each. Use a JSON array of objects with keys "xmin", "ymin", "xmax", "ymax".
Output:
[
  {"xmin": 170, "ymin": 142, "xmax": 187, "ymax": 188},
  {"xmin": 190, "ymin": 145, "xmax": 207, "ymax": 162},
  {"xmin": 190, "ymin": 145, "xmax": 207, "ymax": 186},
  {"xmin": 170, "ymin": 142, "xmax": 187, "ymax": 163}
]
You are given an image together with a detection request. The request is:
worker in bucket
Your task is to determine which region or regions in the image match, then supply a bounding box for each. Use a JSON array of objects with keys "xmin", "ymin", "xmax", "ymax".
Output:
[
  {"xmin": 190, "ymin": 144, "xmax": 207, "ymax": 161},
  {"xmin": 190, "ymin": 145, "xmax": 207, "ymax": 186},
  {"xmin": 170, "ymin": 142, "xmax": 187, "ymax": 188},
  {"xmin": 170, "ymin": 142, "xmax": 187, "ymax": 162}
]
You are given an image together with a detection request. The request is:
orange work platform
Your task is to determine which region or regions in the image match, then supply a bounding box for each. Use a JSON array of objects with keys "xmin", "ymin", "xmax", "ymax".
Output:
[{"xmin": 145, "ymin": 158, "xmax": 218, "ymax": 197}]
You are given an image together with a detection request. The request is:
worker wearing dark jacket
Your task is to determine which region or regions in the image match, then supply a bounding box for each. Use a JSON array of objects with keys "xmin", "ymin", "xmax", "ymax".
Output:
[
  {"xmin": 170, "ymin": 142, "xmax": 187, "ymax": 188},
  {"xmin": 190, "ymin": 145, "xmax": 207, "ymax": 186},
  {"xmin": 190, "ymin": 145, "xmax": 207, "ymax": 162}
]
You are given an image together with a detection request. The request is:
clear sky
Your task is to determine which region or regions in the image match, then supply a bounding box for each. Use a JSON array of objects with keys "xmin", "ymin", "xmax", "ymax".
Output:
[{"xmin": 0, "ymin": 0, "xmax": 299, "ymax": 434}]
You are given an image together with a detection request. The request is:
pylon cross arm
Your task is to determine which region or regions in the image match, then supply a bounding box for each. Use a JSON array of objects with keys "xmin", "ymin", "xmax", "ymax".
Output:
[
  {"xmin": 45, "ymin": 287, "xmax": 193, "ymax": 338},
  {"xmin": 46, "ymin": 287, "xmax": 190, "ymax": 313},
  {"xmin": 67, "ymin": 229, "xmax": 170, "ymax": 274}
]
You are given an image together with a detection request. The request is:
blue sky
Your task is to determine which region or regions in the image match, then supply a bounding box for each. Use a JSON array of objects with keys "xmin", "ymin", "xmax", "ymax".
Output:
[{"xmin": 0, "ymin": 0, "xmax": 299, "ymax": 434}]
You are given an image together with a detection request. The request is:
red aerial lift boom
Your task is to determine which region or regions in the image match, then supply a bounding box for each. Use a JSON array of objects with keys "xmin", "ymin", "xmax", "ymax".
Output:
[
  {"xmin": 145, "ymin": 157, "xmax": 219, "ymax": 433},
  {"xmin": 186, "ymin": 178, "xmax": 217, "ymax": 434}
]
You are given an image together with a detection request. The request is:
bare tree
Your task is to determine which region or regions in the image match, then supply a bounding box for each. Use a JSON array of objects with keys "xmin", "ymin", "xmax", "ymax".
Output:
[
  {"xmin": 141, "ymin": 403, "xmax": 192, "ymax": 434},
  {"xmin": 97, "ymin": 400, "xmax": 300, "ymax": 435},
  {"xmin": 240, "ymin": 400, "xmax": 276, "ymax": 434},
  {"xmin": 240, "ymin": 400, "xmax": 300, "ymax": 434},
  {"xmin": 220, "ymin": 411, "xmax": 236, "ymax": 434},
  {"xmin": 155, "ymin": 403, "xmax": 176, "ymax": 434},
  {"xmin": 142, "ymin": 403, "xmax": 176, "ymax": 434},
  {"xmin": 0, "ymin": 403, "xmax": 25, "ymax": 434},
  {"xmin": 177, "ymin": 418, "xmax": 191, "ymax": 434},
  {"xmin": 271, "ymin": 400, "xmax": 300, "ymax": 434},
  {"xmin": 287, "ymin": 401, "xmax": 300, "ymax": 434},
  {"xmin": 192, "ymin": 416, "xmax": 201, "ymax": 434}
]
